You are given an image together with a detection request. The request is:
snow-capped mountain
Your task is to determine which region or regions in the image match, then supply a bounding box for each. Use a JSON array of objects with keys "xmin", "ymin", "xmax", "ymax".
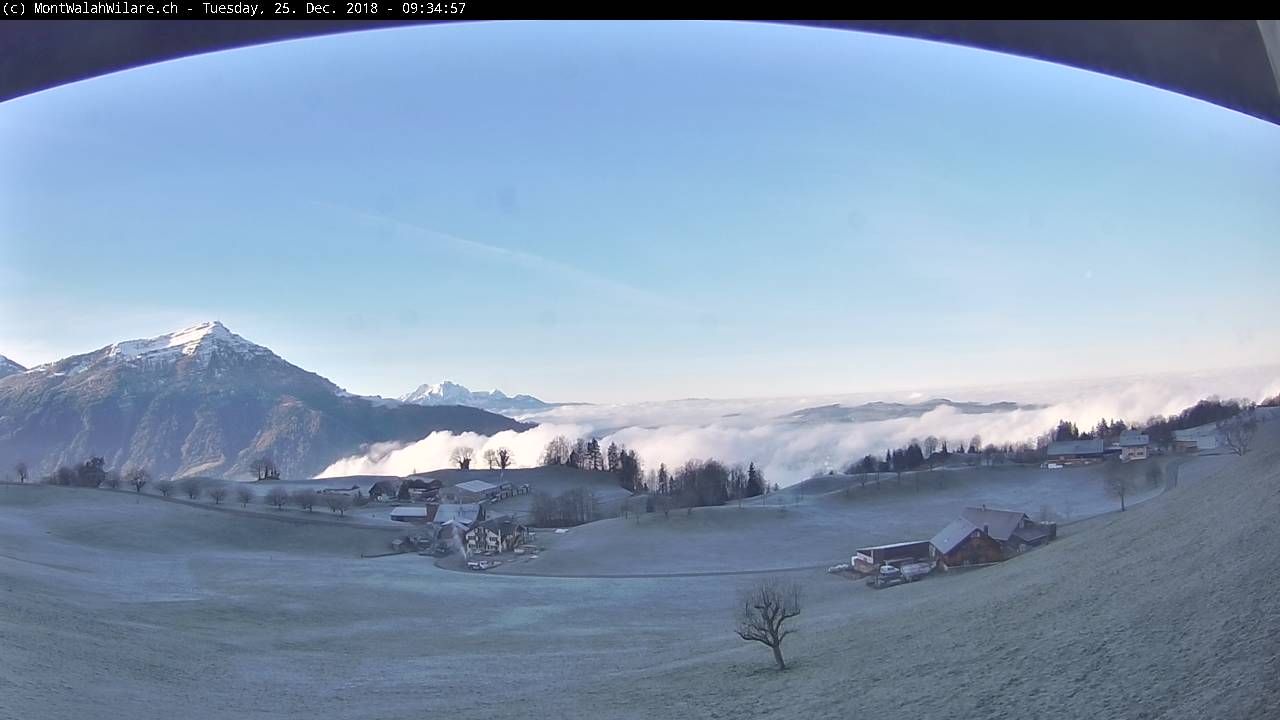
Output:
[
  {"xmin": 0, "ymin": 354, "xmax": 25, "ymax": 380},
  {"xmin": 400, "ymin": 380, "xmax": 554, "ymax": 414},
  {"xmin": 0, "ymin": 322, "xmax": 529, "ymax": 479}
]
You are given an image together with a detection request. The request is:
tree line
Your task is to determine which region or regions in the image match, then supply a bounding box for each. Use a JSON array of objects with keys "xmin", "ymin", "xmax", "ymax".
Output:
[{"xmin": 842, "ymin": 395, "xmax": 1263, "ymax": 477}]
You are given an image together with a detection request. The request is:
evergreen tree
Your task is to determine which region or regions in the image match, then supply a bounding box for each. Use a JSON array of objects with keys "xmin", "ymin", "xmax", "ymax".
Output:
[
  {"xmin": 606, "ymin": 442, "xmax": 620, "ymax": 472},
  {"xmin": 745, "ymin": 462, "xmax": 765, "ymax": 498}
]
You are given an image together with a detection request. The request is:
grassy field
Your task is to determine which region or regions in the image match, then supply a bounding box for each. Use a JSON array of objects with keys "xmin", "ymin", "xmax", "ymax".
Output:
[{"xmin": 1, "ymin": 423, "xmax": 1276, "ymax": 719}]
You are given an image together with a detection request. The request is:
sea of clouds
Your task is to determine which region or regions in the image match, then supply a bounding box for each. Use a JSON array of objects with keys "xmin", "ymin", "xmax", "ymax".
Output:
[{"xmin": 318, "ymin": 365, "xmax": 1280, "ymax": 485}]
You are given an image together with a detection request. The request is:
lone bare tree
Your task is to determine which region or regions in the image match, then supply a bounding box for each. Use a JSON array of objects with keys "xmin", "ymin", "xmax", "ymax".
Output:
[
  {"xmin": 1219, "ymin": 412, "xmax": 1259, "ymax": 456},
  {"xmin": 483, "ymin": 448, "xmax": 499, "ymax": 470},
  {"xmin": 496, "ymin": 447, "xmax": 513, "ymax": 469},
  {"xmin": 735, "ymin": 580, "xmax": 802, "ymax": 670},
  {"xmin": 14, "ymin": 461, "xmax": 28, "ymax": 484},
  {"xmin": 155, "ymin": 479, "xmax": 175, "ymax": 497},
  {"xmin": 207, "ymin": 486, "xmax": 228, "ymax": 504},
  {"xmin": 1106, "ymin": 461, "xmax": 1137, "ymax": 512},
  {"xmin": 265, "ymin": 486, "xmax": 290, "ymax": 510},
  {"xmin": 235, "ymin": 485, "xmax": 255, "ymax": 508},
  {"xmin": 450, "ymin": 446, "xmax": 475, "ymax": 470},
  {"xmin": 178, "ymin": 477, "xmax": 202, "ymax": 500},
  {"xmin": 128, "ymin": 467, "xmax": 151, "ymax": 493},
  {"xmin": 324, "ymin": 493, "xmax": 353, "ymax": 516}
]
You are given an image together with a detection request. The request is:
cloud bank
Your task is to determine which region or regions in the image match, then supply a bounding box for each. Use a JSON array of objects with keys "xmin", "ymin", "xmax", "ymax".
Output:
[{"xmin": 319, "ymin": 365, "xmax": 1280, "ymax": 485}]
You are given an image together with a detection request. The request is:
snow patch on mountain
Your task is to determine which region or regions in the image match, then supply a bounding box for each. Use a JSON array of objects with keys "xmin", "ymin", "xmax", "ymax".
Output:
[
  {"xmin": 105, "ymin": 321, "xmax": 270, "ymax": 362},
  {"xmin": 400, "ymin": 380, "xmax": 553, "ymax": 413}
]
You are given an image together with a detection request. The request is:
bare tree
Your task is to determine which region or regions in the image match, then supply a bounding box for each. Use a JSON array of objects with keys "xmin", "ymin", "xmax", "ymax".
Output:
[
  {"xmin": 1144, "ymin": 464, "xmax": 1164, "ymax": 489},
  {"xmin": 128, "ymin": 467, "xmax": 151, "ymax": 493},
  {"xmin": 178, "ymin": 477, "xmax": 202, "ymax": 500},
  {"xmin": 324, "ymin": 493, "xmax": 353, "ymax": 516},
  {"xmin": 735, "ymin": 580, "xmax": 802, "ymax": 670},
  {"xmin": 1219, "ymin": 411, "xmax": 1259, "ymax": 456},
  {"xmin": 541, "ymin": 436, "xmax": 571, "ymax": 466},
  {"xmin": 449, "ymin": 446, "xmax": 475, "ymax": 470},
  {"xmin": 483, "ymin": 448, "xmax": 499, "ymax": 470},
  {"xmin": 292, "ymin": 489, "xmax": 317, "ymax": 512},
  {"xmin": 496, "ymin": 447, "xmax": 513, "ymax": 469},
  {"xmin": 235, "ymin": 485, "xmax": 255, "ymax": 508},
  {"xmin": 265, "ymin": 486, "xmax": 289, "ymax": 510},
  {"xmin": 14, "ymin": 461, "xmax": 28, "ymax": 484},
  {"xmin": 155, "ymin": 479, "xmax": 175, "ymax": 497},
  {"xmin": 1105, "ymin": 461, "xmax": 1137, "ymax": 512},
  {"xmin": 207, "ymin": 485, "xmax": 228, "ymax": 504}
]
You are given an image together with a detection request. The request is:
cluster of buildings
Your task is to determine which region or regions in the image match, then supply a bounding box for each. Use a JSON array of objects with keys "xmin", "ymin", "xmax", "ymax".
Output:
[
  {"xmin": 382, "ymin": 474, "xmax": 533, "ymax": 557},
  {"xmin": 853, "ymin": 505, "xmax": 1057, "ymax": 574},
  {"xmin": 1045, "ymin": 430, "xmax": 1152, "ymax": 465}
]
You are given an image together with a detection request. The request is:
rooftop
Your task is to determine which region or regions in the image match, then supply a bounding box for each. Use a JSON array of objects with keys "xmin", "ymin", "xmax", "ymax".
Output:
[
  {"xmin": 1046, "ymin": 438, "xmax": 1106, "ymax": 457},
  {"xmin": 455, "ymin": 480, "xmax": 498, "ymax": 494}
]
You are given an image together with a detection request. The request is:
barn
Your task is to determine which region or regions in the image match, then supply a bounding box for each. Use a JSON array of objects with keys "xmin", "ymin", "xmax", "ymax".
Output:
[
  {"xmin": 1045, "ymin": 438, "xmax": 1106, "ymax": 464},
  {"xmin": 930, "ymin": 506, "xmax": 1057, "ymax": 569}
]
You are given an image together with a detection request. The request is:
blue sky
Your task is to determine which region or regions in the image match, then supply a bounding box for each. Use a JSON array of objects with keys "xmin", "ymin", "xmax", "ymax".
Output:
[{"xmin": 1, "ymin": 21, "xmax": 1277, "ymax": 402}]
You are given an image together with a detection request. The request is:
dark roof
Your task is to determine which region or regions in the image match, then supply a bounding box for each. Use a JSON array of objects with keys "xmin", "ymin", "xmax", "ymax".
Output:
[
  {"xmin": 959, "ymin": 507, "xmax": 1028, "ymax": 542},
  {"xmin": 1012, "ymin": 525, "xmax": 1051, "ymax": 545},
  {"xmin": 472, "ymin": 515, "xmax": 523, "ymax": 534},
  {"xmin": 1046, "ymin": 438, "xmax": 1106, "ymax": 457},
  {"xmin": 931, "ymin": 518, "xmax": 982, "ymax": 555}
]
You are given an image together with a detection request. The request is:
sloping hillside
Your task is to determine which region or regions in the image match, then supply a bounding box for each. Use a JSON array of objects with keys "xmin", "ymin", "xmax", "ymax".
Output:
[
  {"xmin": 596, "ymin": 420, "xmax": 1280, "ymax": 719},
  {"xmin": 0, "ymin": 422, "xmax": 1274, "ymax": 720}
]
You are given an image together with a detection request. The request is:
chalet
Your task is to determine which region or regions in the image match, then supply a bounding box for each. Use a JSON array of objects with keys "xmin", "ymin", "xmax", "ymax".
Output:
[
  {"xmin": 851, "ymin": 540, "xmax": 932, "ymax": 573},
  {"xmin": 930, "ymin": 506, "xmax": 1056, "ymax": 569},
  {"xmin": 1115, "ymin": 431, "xmax": 1150, "ymax": 462},
  {"xmin": 464, "ymin": 515, "xmax": 527, "ymax": 554},
  {"xmin": 1045, "ymin": 438, "xmax": 1106, "ymax": 464}
]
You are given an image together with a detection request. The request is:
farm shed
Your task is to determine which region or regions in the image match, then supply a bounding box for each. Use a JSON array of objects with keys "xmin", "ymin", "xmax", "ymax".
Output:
[{"xmin": 851, "ymin": 540, "xmax": 933, "ymax": 573}]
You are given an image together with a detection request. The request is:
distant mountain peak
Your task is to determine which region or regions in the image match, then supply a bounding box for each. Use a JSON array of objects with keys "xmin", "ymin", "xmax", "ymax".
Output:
[
  {"xmin": 104, "ymin": 320, "xmax": 268, "ymax": 363},
  {"xmin": 400, "ymin": 380, "xmax": 550, "ymax": 413}
]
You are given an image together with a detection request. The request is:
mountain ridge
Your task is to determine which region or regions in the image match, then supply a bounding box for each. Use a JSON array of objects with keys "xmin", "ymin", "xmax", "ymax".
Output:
[{"xmin": 0, "ymin": 322, "xmax": 530, "ymax": 479}]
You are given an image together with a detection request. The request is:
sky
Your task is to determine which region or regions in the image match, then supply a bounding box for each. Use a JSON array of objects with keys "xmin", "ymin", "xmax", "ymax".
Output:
[{"xmin": 1, "ymin": 21, "xmax": 1278, "ymax": 403}]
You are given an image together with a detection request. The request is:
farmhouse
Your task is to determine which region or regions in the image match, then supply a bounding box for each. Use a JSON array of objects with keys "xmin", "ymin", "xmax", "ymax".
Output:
[
  {"xmin": 1115, "ymin": 431, "xmax": 1150, "ymax": 462},
  {"xmin": 930, "ymin": 506, "xmax": 1056, "ymax": 569},
  {"xmin": 465, "ymin": 515, "xmax": 528, "ymax": 555},
  {"xmin": 1045, "ymin": 438, "xmax": 1105, "ymax": 464},
  {"xmin": 851, "ymin": 540, "xmax": 932, "ymax": 573}
]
